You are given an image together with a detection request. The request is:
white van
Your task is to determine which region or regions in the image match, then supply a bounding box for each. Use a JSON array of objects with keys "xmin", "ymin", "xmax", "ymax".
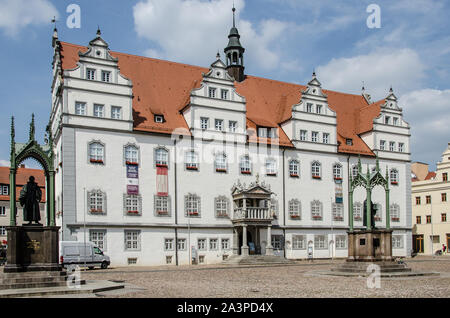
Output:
[{"xmin": 59, "ymin": 241, "xmax": 110, "ymax": 269}]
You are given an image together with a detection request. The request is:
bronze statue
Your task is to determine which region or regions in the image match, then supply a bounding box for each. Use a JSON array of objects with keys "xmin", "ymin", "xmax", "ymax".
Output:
[
  {"xmin": 363, "ymin": 199, "xmax": 378, "ymax": 229},
  {"xmin": 19, "ymin": 176, "xmax": 42, "ymax": 225}
]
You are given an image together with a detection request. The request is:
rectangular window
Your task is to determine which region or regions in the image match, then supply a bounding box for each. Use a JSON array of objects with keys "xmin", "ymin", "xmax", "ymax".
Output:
[
  {"xmin": 221, "ymin": 89, "xmax": 228, "ymax": 100},
  {"xmin": 166, "ymin": 256, "xmax": 173, "ymax": 264},
  {"xmin": 155, "ymin": 196, "xmax": 169, "ymax": 216},
  {"xmin": 416, "ymin": 216, "xmax": 421, "ymax": 224},
  {"xmin": 229, "ymin": 121, "xmax": 237, "ymax": 132},
  {"xmin": 392, "ymin": 236, "xmax": 403, "ymax": 249},
  {"xmin": 1, "ymin": 185, "xmax": 9, "ymax": 196},
  {"xmin": 177, "ymin": 239, "xmax": 186, "ymax": 251},
  {"xmin": 311, "ymin": 132, "xmax": 319, "ymax": 143},
  {"xmin": 385, "ymin": 116, "xmax": 390, "ymax": 125},
  {"xmin": 389, "ymin": 142, "xmax": 395, "ymax": 152},
  {"xmin": 125, "ymin": 230, "xmax": 140, "ymax": 250},
  {"xmin": 154, "ymin": 115, "xmax": 164, "ymax": 123},
  {"xmin": 127, "ymin": 258, "xmax": 137, "ymax": 265},
  {"xmin": 101, "ymin": 71, "xmax": 111, "ymax": 82},
  {"xmin": 332, "ymin": 203, "xmax": 344, "ymax": 221},
  {"xmin": 208, "ymin": 87, "xmax": 216, "ymax": 98},
  {"xmin": 215, "ymin": 119, "xmax": 224, "ymax": 131},
  {"xmin": 111, "ymin": 106, "xmax": 122, "ymax": 119},
  {"xmin": 209, "ymin": 239, "xmax": 218, "ymax": 250},
  {"xmin": 88, "ymin": 191, "xmax": 105, "ymax": 213},
  {"xmin": 323, "ymin": 133, "xmax": 329, "ymax": 144},
  {"xmin": 164, "ymin": 238, "xmax": 174, "ymax": 251},
  {"xmin": 426, "ymin": 195, "xmax": 431, "ymax": 204},
  {"xmin": 258, "ymin": 127, "xmax": 267, "ymax": 138},
  {"xmin": 292, "ymin": 235, "xmax": 306, "ymax": 249},
  {"xmin": 200, "ymin": 117, "xmax": 209, "ymax": 130},
  {"xmin": 441, "ymin": 213, "xmax": 447, "ymax": 222},
  {"xmin": 336, "ymin": 235, "xmax": 347, "ymax": 249},
  {"xmin": 316, "ymin": 105, "xmax": 322, "ymax": 114},
  {"xmin": 75, "ymin": 102, "xmax": 86, "ymax": 115},
  {"xmin": 125, "ymin": 195, "xmax": 140, "ymax": 215},
  {"xmin": 346, "ymin": 139, "xmax": 353, "ymax": 146},
  {"xmin": 93, "ymin": 104, "xmax": 104, "ymax": 118},
  {"xmin": 431, "ymin": 235, "xmax": 440, "ymax": 243},
  {"xmin": 0, "ymin": 226, "xmax": 6, "ymax": 236},
  {"xmin": 197, "ymin": 239, "xmax": 206, "ymax": 251},
  {"xmin": 90, "ymin": 230, "xmax": 106, "ymax": 250},
  {"xmin": 185, "ymin": 195, "xmax": 200, "ymax": 217},
  {"xmin": 306, "ymin": 103, "xmax": 313, "ymax": 113},
  {"xmin": 265, "ymin": 159, "xmax": 277, "ymax": 176},
  {"xmin": 398, "ymin": 143, "xmax": 404, "ymax": 152},
  {"xmin": 443, "ymin": 173, "xmax": 448, "ymax": 182},
  {"xmin": 426, "ymin": 215, "xmax": 431, "ymax": 224},
  {"xmin": 416, "ymin": 197, "xmax": 421, "ymax": 205},
  {"xmin": 393, "ymin": 117, "xmax": 399, "ymax": 126},
  {"xmin": 380, "ymin": 140, "xmax": 385, "ymax": 151},
  {"xmin": 271, "ymin": 235, "xmax": 283, "ymax": 250},
  {"xmin": 86, "ymin": 68, "xmax": 96, "ymax": 80},
  {"xmin": 314, "ymin": 235, "xmax": 326, "ymax": 249},
  {"xmin": 300, "ymin": 130, "xmax": 307, "ymax": 141},
  {"xmin": 0, "ymin": 206, "xmax": 6, "ymax": 216},
  {"xmin": 221, "ymin": 238, "xmax": 230, "ymax": 250},
  {"xmin": 442, "ymin": 193, "xmax": 447, "ymax": 202},
  {"xmin": 215, "ymin": 198, "xmax": 228, "ymax": 217},
  {"xmin": 185, "ymin": 152, "xmax": 198, "ymax": 170}
]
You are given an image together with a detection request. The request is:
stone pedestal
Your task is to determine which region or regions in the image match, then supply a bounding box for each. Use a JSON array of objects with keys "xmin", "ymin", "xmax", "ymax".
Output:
[
  {"xmin": 347, "ymin": 229, "xmax": 393, "ymax": 262},
  {"xmin": 4, "ymin": 226, "xmax": 60, "ymax": 273}
]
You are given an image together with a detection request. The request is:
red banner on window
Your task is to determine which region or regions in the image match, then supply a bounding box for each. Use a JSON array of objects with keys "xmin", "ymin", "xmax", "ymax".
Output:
[{"xmin": 157, "ymin": 166, "xmax": 168, "ymax": 196}]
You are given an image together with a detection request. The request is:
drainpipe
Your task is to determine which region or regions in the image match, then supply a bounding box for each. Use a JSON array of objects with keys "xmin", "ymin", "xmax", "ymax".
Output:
[
  {"xmin": 174, "ymin": 138, "xmax": 178, "ymax": 266},
  {"xmin": 282, "ymin": 148, "xmax": 286, "ymax": 258}
]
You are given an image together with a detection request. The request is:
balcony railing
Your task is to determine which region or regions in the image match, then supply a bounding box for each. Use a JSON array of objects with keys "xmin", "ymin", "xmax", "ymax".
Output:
[{"xmin": 233, "ymin": 207, "xmax": 272, "ymax": 220}]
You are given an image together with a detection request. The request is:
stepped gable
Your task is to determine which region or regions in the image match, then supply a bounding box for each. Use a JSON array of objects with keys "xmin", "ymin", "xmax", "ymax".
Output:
[{"xmin": 58, "ymin": 42, "xmax": 381, "ymax": 155}]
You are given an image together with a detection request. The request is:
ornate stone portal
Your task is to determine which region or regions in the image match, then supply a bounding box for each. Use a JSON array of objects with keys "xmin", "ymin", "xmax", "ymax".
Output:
[
  {"xmin": 230, "ymin": 175, "xmax": 275, "ymax": 256},
  {"xmin": 4, "ymin": 115, "xmax": 60, "ymax": 273}
]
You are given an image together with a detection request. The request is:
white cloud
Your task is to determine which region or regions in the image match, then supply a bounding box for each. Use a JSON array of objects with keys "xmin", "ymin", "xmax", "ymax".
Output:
[
  {"xmin": 0, "ymin": 160, "xmax": 9, "ymax": 167},
  {"xmin": 0, "ymin": 0, "xmax": 58, "ymax": 36},
  {"xmin": 316, "ymin": 48, "xmax": 426, "ymax": 100},
  {"xmin": 400, "ymin": 89, "xmax": 450, "ymax": 167},
  {"xmin": 133, "ymin": 0, "xmax": 292, "ymax": 71}
]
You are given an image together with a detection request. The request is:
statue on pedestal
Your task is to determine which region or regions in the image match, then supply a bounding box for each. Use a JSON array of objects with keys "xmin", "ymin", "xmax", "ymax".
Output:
[{"xmin": 19, "ymin": 176, "xmax": 42, "ymax": 225}]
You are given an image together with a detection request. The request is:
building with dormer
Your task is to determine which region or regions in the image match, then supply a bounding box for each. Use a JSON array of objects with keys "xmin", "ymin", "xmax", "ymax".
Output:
[{"xmin": 49, "ymin": 9, "xmax": 412, "ymax": 266}]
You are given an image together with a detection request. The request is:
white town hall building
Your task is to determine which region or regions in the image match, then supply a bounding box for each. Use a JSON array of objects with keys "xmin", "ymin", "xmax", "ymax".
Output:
[{"xmin": 49, "ymin": 10, "xmax": 412, "ymax": 266}]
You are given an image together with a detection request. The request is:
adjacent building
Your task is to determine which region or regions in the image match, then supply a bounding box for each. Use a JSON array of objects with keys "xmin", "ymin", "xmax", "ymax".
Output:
[
  {"xmin": 0, "ymin": 166, "xmax": 46, "ymax": 244},
  {"xmin": 49, "ymin": 10, "xmax": 412, "ymax": 266},
  {"xmin": 411, "ymin": 143, "xmax": 450, "ymax": 254}
]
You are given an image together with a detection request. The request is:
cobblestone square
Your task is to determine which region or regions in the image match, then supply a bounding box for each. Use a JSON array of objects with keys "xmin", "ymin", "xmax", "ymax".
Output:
[{"xmin": 76, "ymin": 256, "xmax": 450, "ymax": 298}]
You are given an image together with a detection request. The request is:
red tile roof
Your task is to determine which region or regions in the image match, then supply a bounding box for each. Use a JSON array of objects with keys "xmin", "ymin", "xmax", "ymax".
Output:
[
  {"xmin": 425, "ymin": 172, "xmax": 436, "ymax": 180},
  {"xmin": 0, "ymin": 167, "xmax": 46, "ymax": 202},
  {"xmin": 59, "ymin": 41, "xmax": 380, "ymax": 156}
]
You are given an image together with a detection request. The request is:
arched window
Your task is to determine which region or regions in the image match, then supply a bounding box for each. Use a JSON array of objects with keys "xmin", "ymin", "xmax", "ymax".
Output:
[
  {"xmin": 232, "ymin": 52, "xmax": 238, "ymax": 64},
  {"xmin": 88, "ymin": 190, "xmax": 106, "ymax": 214},
  {"xmin": 353, "ymin": 202, "xmax": 362, "ymax": 221},
  {"xmin": 332, "ymin": 203, "xmax": 344, "ymax": 221},
  {"xmin": 185, "ymin": 194, "xmax": 201, "ymax": 217},
  {"xmin": 289, "ymin": 160, "xmax": 299, "ymax": 177},
  {"xmin": 352, "ymin": 165, "xmax": 359, "ymax": 178},
  {"xmin": 215, "ymin": 196, "xmax": 229, "ymax": 218},
  {"xmin": 214, "ymin": 153, "xmax": 227, "ymax": 172},
  {"xmin": 240, "ymin": 155, "xmax": 251, "ymax": 174},
  {"xmin": 390, "ymin": 169, "xmax": 399, "ymax": 185},
  {"xmin": 289, "ymin": 199, "xmax": 301, "ymax": 219},
  {"xmin": 89, "ymin": 142, "xmax": 104, "ymax": 164},
  {"xmin": 124, "ymin": 145, "xmax": 139, "ymax": 165},
  {"xmin": 311, "ymin": 161, "xmax": 321, "ymax": 179},
  {"xmin": 390, "ymin": 204, "xmax": 400, "ymax": 222},
  {"xmin": 311, "ymin": 200, "xmax": 322, "ymax": 220},
  {"xmin": 185, "ymin": 151, "xmax": 198, "ymax": 170},
  {"xmin": 333, "ymin": 163, "xmax": 342, "ymax": 180},
  {"xmin": 155, "ymin": 148, "xmax": 169, "ymax": 167}
]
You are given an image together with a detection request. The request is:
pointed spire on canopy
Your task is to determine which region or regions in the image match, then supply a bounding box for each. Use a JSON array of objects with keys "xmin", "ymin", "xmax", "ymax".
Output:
[
  {"xmin": 97, "ymin": 25, "xmax": 101, "ymax": 37},
  {"xmin": 232, "ymin": 3, "xmax": 236, "ymax": 28},
  {"xmin": 29, "ymin": 114, "xmax": 35, "ymax": 141}
]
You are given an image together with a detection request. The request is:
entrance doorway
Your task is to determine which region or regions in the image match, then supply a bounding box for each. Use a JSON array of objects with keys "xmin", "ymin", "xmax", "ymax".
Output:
[
  {"xmin": 237, "ymin": 227, "xmax": 263, "ymax": 255},
  {"xmin": 413, "ymin": 235, "xmax": 424, "ymax": 253}
]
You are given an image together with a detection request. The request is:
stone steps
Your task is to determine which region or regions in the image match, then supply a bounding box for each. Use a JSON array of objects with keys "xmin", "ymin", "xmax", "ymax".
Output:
[
  {"xmin": 223, "ymin": 255, "xmax": 295, "ymax": 265},
  {"xmin": 0, "ymin": 270, "xmax": 85, "ymax": 290},
  {"xmin": 331, "ymin": 261, "xmax": 412, "ymax": 273}
]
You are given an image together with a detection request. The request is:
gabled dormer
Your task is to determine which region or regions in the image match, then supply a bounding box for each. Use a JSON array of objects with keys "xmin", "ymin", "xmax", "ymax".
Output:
[
  {"xmin": 363, "ymin": 87, "xmax": 410, "ymax": 161},
  {"xmin": 281, "ymin": 72, "xmax": 337, "ymax": 152},
  {"xmin": 184, "ymin": 53, "xmax": 246, "ymax": 143},
  {"xmin": 51, "ymin": 29, "xmax": 134, "ymax": 134}
]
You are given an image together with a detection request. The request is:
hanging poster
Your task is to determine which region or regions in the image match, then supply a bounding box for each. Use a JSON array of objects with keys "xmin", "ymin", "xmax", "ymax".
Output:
[
  {"xmin": 127, "ymin": 165, "xmax": 139, "ymax": 179},
  {"xmin": 127, "ymin": 184, "xmax": 139, "ymax": 195},
  {"xmin": 156, "ymin": 166, "xmax": 168, "ymax": 196},
  {"xmin": 335, "ymin": 182, "xmax": 343, "ymax": 203}
]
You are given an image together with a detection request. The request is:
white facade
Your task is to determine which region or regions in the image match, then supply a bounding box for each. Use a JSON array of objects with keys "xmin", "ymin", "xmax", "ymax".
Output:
[{"xmin": 50, "ymin": 31, "xmax": 412, "ymax": 267}]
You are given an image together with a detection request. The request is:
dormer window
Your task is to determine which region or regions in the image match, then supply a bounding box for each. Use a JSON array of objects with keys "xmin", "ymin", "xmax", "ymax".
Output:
[
  {"xmin": 393, "ymin": 117, "xmax": 399, "ymax": 126},
  {"xmin": 346, "ymin": 139, "xmax": 353, "ymax": 146},
  {"xmin": 209, "ymin": 87, "xmax": 216, "ymax": 98},
  {"xmin": 101, "ymin": 71, "xmax": 111, "ymax": 82},
  {"xmin": 306, "ymin": 103, "xmax": 313, "ymax": 113},
  {"xmin": 385, "ymin": 116, "xmax": 391, "ymax": 125},
  {"xmin": 154, "ymin": 115, "xmax": 164, "ymax": 123},
  {"xmin": 86, "ymin": 68, "xmax": 96, "ymax": 81},
  {"xmin": 257, "ymin": 127, "xmax": 276, "ymax": 138},
  {"xmin": 316, "ymin": 105, "xmax": 322, "ymax": 114}
]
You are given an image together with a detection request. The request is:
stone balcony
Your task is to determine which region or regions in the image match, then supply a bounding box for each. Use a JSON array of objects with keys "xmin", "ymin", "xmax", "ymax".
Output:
[{"xmin": 233, "ymin": 207, "xmax": 273, "ymax": 221}]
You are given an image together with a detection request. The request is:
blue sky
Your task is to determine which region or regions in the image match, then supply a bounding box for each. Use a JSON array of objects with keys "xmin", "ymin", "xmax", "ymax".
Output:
[{"xmin": 0, "ymin": 0, "xmax": 449, "ymax": 170}]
